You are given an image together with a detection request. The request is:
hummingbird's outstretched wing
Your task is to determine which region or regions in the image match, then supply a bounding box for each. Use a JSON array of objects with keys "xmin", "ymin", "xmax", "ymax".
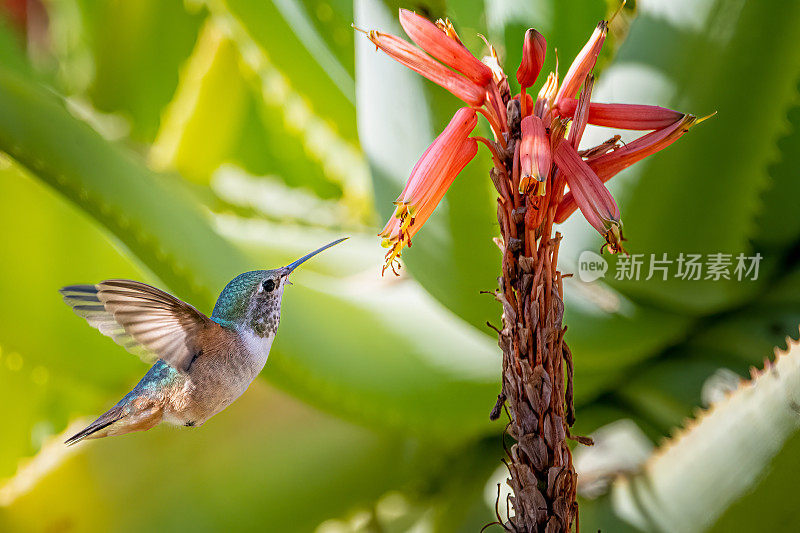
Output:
[{"xmin": 60, "ymin": 280, "xmax": 222, "ymax": 372}]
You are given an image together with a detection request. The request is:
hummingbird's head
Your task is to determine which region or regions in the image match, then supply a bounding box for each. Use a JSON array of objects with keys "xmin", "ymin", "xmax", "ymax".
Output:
[{"xmin": 211, "ymin": 238, "xmax": 347, "ymax": 337}]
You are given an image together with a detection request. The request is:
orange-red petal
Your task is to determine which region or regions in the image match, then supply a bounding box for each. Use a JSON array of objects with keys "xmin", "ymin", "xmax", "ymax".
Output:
[
  {"xmin": 556, "ymin": 114, "xmax": 697, "ymax": 223},
  {"xmin": 379, "ymin": 110, "xmax": 479, "ymax": 273},
  {"xmin": 555, "ymin": 21, "xmax": 607, "ymax": 104},
  {"xmin": 399, "ymin": 9, "xmax": 493, "ymax": 86},
  {"xmin": 366, "ymin": 30, "xmax": 486, "ymax": 106},
  {"xmin": 553, "ymin": 140, "xmax": 619, "ymax": 234}
]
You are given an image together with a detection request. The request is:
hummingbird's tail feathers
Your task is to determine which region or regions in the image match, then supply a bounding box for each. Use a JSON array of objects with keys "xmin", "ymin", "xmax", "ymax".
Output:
[{"xmin": 64, "ymin": 405, "xmax": 125, "ymax": 446}]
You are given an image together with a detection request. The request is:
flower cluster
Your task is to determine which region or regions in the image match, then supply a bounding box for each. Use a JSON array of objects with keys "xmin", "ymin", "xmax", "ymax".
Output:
[{"xmin": 360, "ymin": 9, "xmax": 704, "ymax": 274}]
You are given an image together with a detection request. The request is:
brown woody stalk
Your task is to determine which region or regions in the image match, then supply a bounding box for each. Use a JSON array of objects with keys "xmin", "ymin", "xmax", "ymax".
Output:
[{"xmin": 488, "ymin": 99, "xmax": 590, "ymax": 532}]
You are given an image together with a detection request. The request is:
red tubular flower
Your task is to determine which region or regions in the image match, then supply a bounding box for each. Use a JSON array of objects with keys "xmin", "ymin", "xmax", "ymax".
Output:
[
  {"xmin": 402, "ymin": 139, "xmax": 478, "ymax": 233},
  {"xmin": 557, "ymin": 99, "xmax": 685, "ymax": 130},
  {"xmin": 517, "ymin": 29, "xmax": 547, "ymax": 89},
  {"xmin": 553, "ymin": 140, "xmax": 624, "ymax": 253},
  {"xmin": 589, "ymin": 114, "xmax": 698, "ymax": 179},
  {"xmin": 519, "ymin": 116, "xmax": 551, "ymax": 195},
  {"xmin": 394, "ymin": 108, "xmax": 478, "ymax": 207},
  {"xmin": 555, "ymin": 114, "xmax": 699, "ymax": 223},
  {"xmin": 365, "ymin": 30, "xmax": 486, "ymax": 106},
  {"xmin": 555, "ymin": 21, "xmax": 607, "ymax": 105},
  {"xmin": 399, "ymin": 9, "xmax": 493, "ymax": 86},
  {"xmin": 379, "ymin": 108, "xmax": 478, "ymax": 272},
  {"xmin": 360, "ymin": 11, "xmax": 704, "ymax": 266}
]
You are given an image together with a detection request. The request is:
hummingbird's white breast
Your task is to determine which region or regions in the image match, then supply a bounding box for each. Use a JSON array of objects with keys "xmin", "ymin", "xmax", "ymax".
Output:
[{"xmin": 239, "ymin": 328, "xmax": 275, "ymax": 375}]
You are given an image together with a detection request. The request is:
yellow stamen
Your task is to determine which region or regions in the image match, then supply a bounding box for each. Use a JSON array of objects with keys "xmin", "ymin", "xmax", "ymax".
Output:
[
  {"xmin": 602, "ymin": 224, "xmax": 627, "ymax": 255},
  {"xmin": 435, "ymin": 18, "xmax": 463, "ymax": 44},
  {"xmin": 537, "ymin": 181, "xmax": 547, "ymax": 196},
  {"xmin": 695, "ymin": 111, "xmax": 717, "ymax": 125}
]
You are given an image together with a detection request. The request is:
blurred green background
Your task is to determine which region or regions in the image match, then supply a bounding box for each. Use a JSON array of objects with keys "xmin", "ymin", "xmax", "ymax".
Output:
[{"xmin": 1, "ymin": 0, "xmax": 800, "ymax": 531}]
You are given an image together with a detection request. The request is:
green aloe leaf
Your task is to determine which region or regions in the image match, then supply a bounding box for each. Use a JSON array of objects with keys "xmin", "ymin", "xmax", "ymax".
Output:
[
  {"xmin": 0, "ymin": 162, "xmax": 147, "ymax": 477},
  {"xmin": 0, "ymin": 65, "xmax": 501, "ymax": 439},
  {"xmin": 752, "ymin": 80, "xmax": 800, "ymax": 251},
  {"xmin": 613, "ymin": 355, "xmax": 742, "ymax": 435},
  {"xmin": 149, "ymin": 21, "xmax": 252, "ymax": 184},
  {"xmin": 709, "ymin": 430, "xmax": 800, "ymax": 532},
  {"xmin": 150, "ymin": 19, "xmax": 342, "ymax": 200},
  {"xmin": 563, "ymin": 280, "xmax": 692, "ymax": 406},
  {"xmin": 71, "ymin": 0, "xmax": 206, "ymax": 142},
  {"xmin": 0, "ymin": 384, "xmax": 416, "ymax": 532},
  {"xmin": 206, "ymin": 1, "xmax": 370, "ymax": 210},
  {"xmin": 211, "ymin": 0, "xmax": 358, "ymax": 142},
  {"xmin": 0, "ymin": 16, "xmax": 33, "ymax": 79},
  {"xmin": 595, "ymin": 0, "xmax": 800, "ymax": 313},
  {"xmin": 609, "ymin": 261, "xmax": 800, "ymax": 438},
  {"xmin": 580, "ymin": 495, "xmax": 641, "ymax": 533},
  {"xmin": 608, "ymin": 339, "xmax": 800, "ymax": 532},
  {"xmin": 298, "ymin": 0, "xmax": 355, "ymax": 73}
]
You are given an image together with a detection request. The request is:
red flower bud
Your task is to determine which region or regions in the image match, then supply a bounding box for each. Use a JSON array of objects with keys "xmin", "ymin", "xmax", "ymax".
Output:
[
  {"xmin": 553, "ymin": 140, "xmax": 624, "ymax": 252},
  {"xmin": 516, "ymin": 29, "xmax": 547, "ymax": 89},
  {"xmin": 399, "ymin": 9, "xmax": 493, "ymax": 86},
  {"xmin": 555, "ymin": 21, "xmax": 607, "ymax": 104},
  {"xmin": 557, "ymin": 100, "xmax": 685, "ymax": 130},
  {"xmin": 519, "ymin": 116, "xmax": 551, "ymax": 195}
]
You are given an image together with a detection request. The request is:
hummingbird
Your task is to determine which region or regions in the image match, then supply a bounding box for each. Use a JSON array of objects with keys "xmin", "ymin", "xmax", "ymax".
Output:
[{"xmin": 60, "ymin": 238, "xmax": 347, "ymax": 445}]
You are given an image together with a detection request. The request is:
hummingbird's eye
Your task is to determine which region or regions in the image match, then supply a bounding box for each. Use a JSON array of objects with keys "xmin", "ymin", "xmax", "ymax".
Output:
[{"xmin": 262, "ymin": 279, "xmax": 276, "ymax": 292}]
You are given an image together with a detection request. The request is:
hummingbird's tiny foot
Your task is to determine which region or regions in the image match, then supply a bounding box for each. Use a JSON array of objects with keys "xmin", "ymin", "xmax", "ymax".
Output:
[{"xmin": 185, "ymin": 421, "xmax": 196, "ymax": 427}]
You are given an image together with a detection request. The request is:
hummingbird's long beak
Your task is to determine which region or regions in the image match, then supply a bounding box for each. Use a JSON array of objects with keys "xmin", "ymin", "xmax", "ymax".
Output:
[{"xmin": 281, "ymin": 237, "xmax": 348, "ymax": 275}]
